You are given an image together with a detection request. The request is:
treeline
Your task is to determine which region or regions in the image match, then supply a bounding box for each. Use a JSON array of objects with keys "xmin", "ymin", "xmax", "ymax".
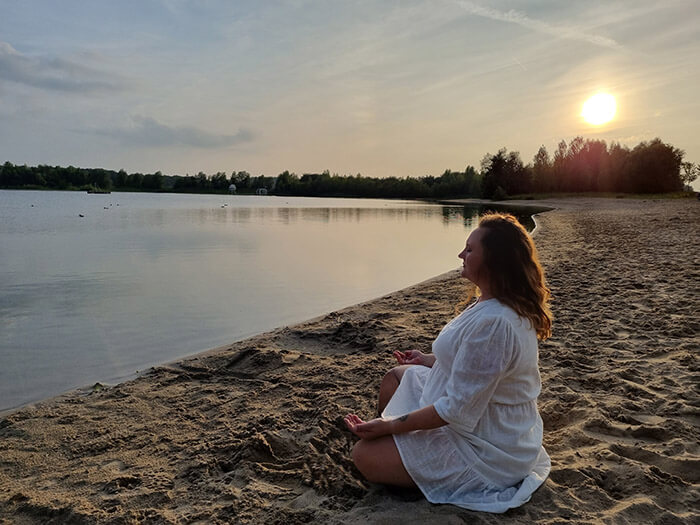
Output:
[
  {"xmin": 1, "ymin": 136, "xmax": 696, "ymax": 199},
  {"xmin": 0, "ymin": 164, "xmax": 165, "ymax": 192},
  {"xmin": 0, "ymin": 161, "xmax": 482, "ymax": 199},
  {"xmin": 273, "ymin": 167, "xmax": 481, "ymax": 199},
  {"xmin": 482, "ymin": 137, "xmax": 696, "ymax": 199}
]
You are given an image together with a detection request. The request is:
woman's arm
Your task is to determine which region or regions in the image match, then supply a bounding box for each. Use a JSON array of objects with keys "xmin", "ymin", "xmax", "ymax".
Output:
[
  {"xmin": 391, "ymin": 404, "xmax": 445, "ymax": 433},
  {"xmin": 344, "ymin": 405, "xmax": 446, "ymax": 440}
]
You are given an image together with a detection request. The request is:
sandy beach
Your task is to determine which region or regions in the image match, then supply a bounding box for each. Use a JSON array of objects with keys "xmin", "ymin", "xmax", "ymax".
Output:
[{"xmin": 1, "ymin": 197, "xmax": 698, "ymax": 524}]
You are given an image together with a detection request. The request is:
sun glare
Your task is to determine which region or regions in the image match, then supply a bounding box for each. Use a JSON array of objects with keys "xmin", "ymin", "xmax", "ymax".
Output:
[{"xmin": 581, "ymin": 93, "xmax": 616, "ymax": 125}]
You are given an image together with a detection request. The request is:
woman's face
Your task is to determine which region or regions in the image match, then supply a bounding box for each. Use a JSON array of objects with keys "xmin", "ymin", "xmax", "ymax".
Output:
[{"xmin": 458, "ymin": 227, "xmax": 487, "ymax": 285}]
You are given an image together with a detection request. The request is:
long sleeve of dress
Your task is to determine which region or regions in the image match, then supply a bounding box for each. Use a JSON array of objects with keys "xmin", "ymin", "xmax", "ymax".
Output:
[{"xmin": 433, "ymin": 316, "xmax": 515, "ymax": 434}]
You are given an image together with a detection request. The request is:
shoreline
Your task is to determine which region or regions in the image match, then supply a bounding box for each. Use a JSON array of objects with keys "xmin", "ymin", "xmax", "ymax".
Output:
[
  {"xmin": 1, "ymin": 197, "xmax": 698, "ymax": 523},
  {"xmin": 0, "ymin": 259, "xmax": 468, "ymax": 421},
  {"xmin": 0, "ymin": 198, "xmax": 546, "ymax": 419}
]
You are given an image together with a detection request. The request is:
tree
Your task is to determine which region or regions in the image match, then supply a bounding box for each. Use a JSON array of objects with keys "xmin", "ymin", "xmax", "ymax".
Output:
[
  {"xmin": 579, "ymin": 139, "xmax": 607, "ymax": 192},
  {"xmin": 142, "ymin": 171, "xmax": 163, "ymax": 190},
  {"xmin": 626, "ymin": 138, "xmax": 684, "ymax": 193},
  {"xmin": 464, "ymin": 166, "xmax": 481, "ymax": 196},
  {"xmin": 552, "ymin": 140, "xmax": 568, "ymax": 192},
  {"xmin": 481, "ymin": 149, "xmax": 507, "ymax": 199},
  {"xmin": 196, "ymin": 171, "xmax": 208, "ymax": 190},
  {"xmin": 211, "ymin": 171, "xmax": 229, "ymax": 191},
  {"xmin": 252, "ymin": 174, "xmax": 273, "ymax": 191},
  {"xmin": 116, "ymin": 169, "xmax": 128, "ymax": 187},
  {"xmin": 532, "ymin": 145, "xmax": 552, "ymax": 192},
  {"xmin": 605, "ymin": 142, "xmax": 630, "ymax": 192},
  {"xmin": 481, "ymin": 148, "xmax": 530, "ymax": 198},
  {"xmin": 564, "ymin": 136, "xmax": 587, "ymax": 192},
  {"xmin": 681, "ymin": 162, "xmax": 698, "ymax": 188},
  {"xmin": 127, "ymin": 172, "xmax": 143, "ymax": 188},
  {"xmin": 174, "ymin": 174, "xmax": 197, "ymax": 191},
  {"xmin": 231, "ymin": 171, "xmax": 251, "ymax": 189},
  {"xmin": 275, "ymin": 170, "xmax": 299, "ymax": 194}
]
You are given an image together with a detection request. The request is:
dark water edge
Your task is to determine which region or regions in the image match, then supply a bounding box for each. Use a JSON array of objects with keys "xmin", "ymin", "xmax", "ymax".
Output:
[{"xmin": 435, "ymin": 199, "xmax": 554, "ymax": 231}]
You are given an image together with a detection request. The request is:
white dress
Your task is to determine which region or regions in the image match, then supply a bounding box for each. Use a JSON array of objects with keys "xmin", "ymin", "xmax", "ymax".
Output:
[{"xmin": 383, "ymin": 298, "xmax": 550, "ymax": 513}]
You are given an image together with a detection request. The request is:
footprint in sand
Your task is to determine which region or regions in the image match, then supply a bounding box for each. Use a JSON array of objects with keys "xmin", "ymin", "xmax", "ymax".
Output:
[
  {"xmin": 102, "ymin": 474, "xmax": 142, "ymax": 493},
  {"xmin": 101, "ymin": 459, "xmax": 127, "ymax": 472},
  {"xmin": 610, "ymin": 444, "xmax": 699, "ymax": 484},
  {"xmin": 583, "ymin": 418, "xmax": 673, "ymax": 443}
]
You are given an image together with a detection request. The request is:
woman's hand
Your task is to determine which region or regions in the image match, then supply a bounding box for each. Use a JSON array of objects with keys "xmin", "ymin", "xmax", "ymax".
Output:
[
  {"xmin": 346, "ymin": 406, "xmax": 447, "ymax": 438},
  {"xmin": 344, "ymin": 414, "xmax": 394, "ymax": 440},
  {"xmin": 393, "ymin": 350, "xmax": 434, "ymax": 367}
]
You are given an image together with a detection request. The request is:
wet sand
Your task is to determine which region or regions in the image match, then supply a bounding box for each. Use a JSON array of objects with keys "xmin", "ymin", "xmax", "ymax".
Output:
[{"xmin": 1, "ymin": 197, "xmax": 698, "ymax": 524}]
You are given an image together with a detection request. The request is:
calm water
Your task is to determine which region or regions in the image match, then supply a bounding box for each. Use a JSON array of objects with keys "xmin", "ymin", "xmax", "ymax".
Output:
[{"xmin": 0, "ymin": 190, "xmax": 533, "ymax": 412}]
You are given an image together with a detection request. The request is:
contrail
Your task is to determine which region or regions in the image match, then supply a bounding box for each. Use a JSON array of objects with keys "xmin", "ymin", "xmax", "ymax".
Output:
[{"xmin": 452, "ymin": 1, "xmax": 623, "ymax": 50}]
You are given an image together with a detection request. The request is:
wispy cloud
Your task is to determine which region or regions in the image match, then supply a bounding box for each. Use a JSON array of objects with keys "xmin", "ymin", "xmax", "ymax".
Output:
[
  {"xmin": 0, "ymin": 41, "xmax": 125, "ymax": 93},
  {"xmin": 95, "ymin": 116, "xmax": 253, "ymax": 148},
  {"xmin": 453, "ymin": 1, "xmax": 622, "ymax": 50}
]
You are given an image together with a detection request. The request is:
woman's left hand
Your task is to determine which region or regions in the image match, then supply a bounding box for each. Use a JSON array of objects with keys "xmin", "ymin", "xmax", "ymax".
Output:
[{"xmin": 344, "ymin": 414, "xmax": 393, "ymax": 440}]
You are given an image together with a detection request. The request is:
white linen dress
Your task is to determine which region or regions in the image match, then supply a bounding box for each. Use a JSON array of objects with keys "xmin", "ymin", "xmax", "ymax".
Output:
[{"xmin": 382, "ymin": 298, "xmax": 550, "ymax": 513}]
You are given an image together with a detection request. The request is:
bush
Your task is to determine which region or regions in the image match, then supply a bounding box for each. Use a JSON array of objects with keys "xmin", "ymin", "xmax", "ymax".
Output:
[{"xmin": 492, "ymin": 186, "xmax": 508, "ymax": 201}]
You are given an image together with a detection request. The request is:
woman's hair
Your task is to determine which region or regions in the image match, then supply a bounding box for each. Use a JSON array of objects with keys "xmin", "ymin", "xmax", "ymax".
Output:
[{"xmin": 477, "ymin": 213, "xmax": 552, "ymax": 340}]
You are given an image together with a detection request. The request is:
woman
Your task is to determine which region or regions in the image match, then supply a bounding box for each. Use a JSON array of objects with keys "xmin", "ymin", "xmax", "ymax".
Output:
[{"xmin": 344, "ymin": 213, "xmax": 552, "ymax": 513}]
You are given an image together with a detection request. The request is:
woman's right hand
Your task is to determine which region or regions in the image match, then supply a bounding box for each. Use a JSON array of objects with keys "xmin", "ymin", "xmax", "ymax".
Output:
[{"xmin": 393, "ymin": 350, "xmax": 433, "ymax": 367}]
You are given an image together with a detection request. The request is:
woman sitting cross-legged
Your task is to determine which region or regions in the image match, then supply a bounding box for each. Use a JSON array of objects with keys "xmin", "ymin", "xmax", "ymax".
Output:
[{"xmin": 344, "ymin": 213, "xmax": 552, "ymax": 513}]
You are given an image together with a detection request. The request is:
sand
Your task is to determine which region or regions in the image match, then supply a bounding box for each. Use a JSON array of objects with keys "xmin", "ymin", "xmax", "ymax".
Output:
[{"xmin": 1, "ymin": 197, "xmax": 698, "ymax": 524}]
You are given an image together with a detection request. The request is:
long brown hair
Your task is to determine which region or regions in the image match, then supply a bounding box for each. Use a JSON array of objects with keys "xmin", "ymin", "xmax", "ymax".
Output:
[{"xmin": 477, "ymin": 213, "xmax": 552, "ymax": 340}]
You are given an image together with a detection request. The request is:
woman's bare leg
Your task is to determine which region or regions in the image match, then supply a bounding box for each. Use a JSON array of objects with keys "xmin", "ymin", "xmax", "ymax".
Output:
[
  {"xmin": 377, "ymin": 365, "xmax": 413, "ymax": 416},
  {"xmin": 351, "ymin": 436, "xmax": 416, "ymax": 488}
]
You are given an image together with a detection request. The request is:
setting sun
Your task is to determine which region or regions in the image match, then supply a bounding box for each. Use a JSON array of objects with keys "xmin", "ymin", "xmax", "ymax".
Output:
[{"xmin": 581, "ymin": 93, "xmax": 617, "ymax": 125}]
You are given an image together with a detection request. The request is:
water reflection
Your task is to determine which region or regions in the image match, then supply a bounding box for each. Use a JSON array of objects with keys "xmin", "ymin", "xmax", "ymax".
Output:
[
  {"xmin": 152, "ymin": 204, "xmax": 534, "ymax": 228},
  {"xmin": 179, "ymin": 205, "xmax": 476, "ymax": 225}
]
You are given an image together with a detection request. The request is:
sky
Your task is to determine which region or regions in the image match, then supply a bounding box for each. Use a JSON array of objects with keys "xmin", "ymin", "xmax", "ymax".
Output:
[{"xmin": 1, "ymin": 0, "xmax": 698, "ymax": 188}]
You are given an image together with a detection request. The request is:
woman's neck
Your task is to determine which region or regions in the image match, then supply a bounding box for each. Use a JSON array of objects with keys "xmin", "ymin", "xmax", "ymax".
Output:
[
  {"xmin": 477, "ymin": 284, "xmax": 494, "ymax": 302},
  {"xmin": 473, "ymin": 273, "xmax": 493, "ymax": 302}
]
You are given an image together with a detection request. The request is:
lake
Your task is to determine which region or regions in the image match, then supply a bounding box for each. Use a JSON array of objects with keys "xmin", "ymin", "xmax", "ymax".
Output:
[{"xmin": 0, "ymin": 190, "xmax": 537, "ymax": 412}]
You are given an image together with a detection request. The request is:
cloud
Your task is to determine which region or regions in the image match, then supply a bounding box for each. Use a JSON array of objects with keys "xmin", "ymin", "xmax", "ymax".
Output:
[
  {"xmin": 95, "ymin": 116, "xmax": 254, "ymax": 148},
  {"xmin": 453, "ymin": 1, "xmax": 622, "ymax": 50},
  {"xmin": 0, "ymin": 41, "xmax": 125, "ymax": 93}
]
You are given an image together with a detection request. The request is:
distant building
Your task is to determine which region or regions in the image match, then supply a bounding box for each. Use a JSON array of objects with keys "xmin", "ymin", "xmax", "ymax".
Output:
[{"xmin": 228, "ymin": 184, "xmax": 237, "ymax": 194}]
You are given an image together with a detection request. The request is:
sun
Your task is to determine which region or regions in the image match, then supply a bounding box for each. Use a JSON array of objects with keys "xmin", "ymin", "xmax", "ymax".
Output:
[{"xmin": 581, "ymin": 93, "xmax": 616, "ymax": 125}]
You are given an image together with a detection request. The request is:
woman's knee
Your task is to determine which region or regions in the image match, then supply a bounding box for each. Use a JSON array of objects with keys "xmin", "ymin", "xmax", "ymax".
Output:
[
  {"xmin": 352, "ymin": 440, "xmax": 388, "ymax": 483},
  {"xmin": 350, "ymin": 438, "xmax": 415, "ymax": 487},
  {"xmin": 351, "ymin": 440, "xmax": 372, "ymax": 479},
  {"xmin": 382, "ymin": 365, "xmax": 411, "ymax": 387},
  {"xmin": 379, "ymin": 369, "xmax": 398, "ymax": 393}
]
